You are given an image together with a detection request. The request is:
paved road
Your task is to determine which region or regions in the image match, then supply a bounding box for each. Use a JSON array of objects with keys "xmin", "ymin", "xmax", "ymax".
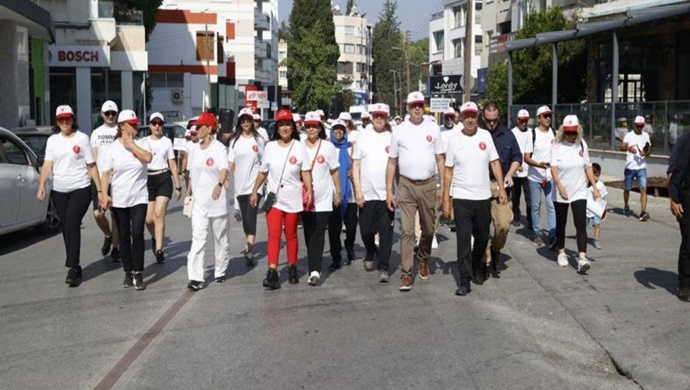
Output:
[{"xmin": 0, "ymin": 186, "xmax": 688, "ymax": 389}]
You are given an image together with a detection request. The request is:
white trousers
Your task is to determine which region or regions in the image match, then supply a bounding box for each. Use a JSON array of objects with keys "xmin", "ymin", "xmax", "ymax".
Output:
[{"xmin": 188, "ymin": 214, "xmax": 230, "ymax": 281}]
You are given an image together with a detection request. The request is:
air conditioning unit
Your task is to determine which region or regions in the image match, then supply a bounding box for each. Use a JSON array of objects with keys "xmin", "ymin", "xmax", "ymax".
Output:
[{"xmin": 171, "ymin": 89, "xmax": 184, "ymax": 104}]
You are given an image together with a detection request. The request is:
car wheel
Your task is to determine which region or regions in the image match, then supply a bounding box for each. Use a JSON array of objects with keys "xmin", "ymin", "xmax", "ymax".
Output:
[{"xmin": 37, "ymin": 196, "xmax": 61, "ymax": 234}]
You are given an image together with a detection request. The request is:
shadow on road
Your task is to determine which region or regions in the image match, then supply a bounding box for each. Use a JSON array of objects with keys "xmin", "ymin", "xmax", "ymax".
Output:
[
  {"xmin": 634, "ymin": 267, "xmax": 677, "ymax": 295},
  {"xmin": 0, "ymin": 229, "xmax": 60, "ymax": 257}
]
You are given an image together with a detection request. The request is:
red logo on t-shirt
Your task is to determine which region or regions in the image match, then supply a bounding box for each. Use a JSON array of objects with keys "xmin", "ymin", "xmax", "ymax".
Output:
[
  {"xmin": 479, "ymin": 142, "xmax": 487, "ymax": 151},
  {"xmin": 385, "ymin": 146, "xmax": 390, "ymax": 154},
  {"xmin": 289, "ymin": 156, "xmax": 297, "ymax": 165},
  {"xmin": 579, "ymin": 149, "xmax": 584, "ymax": 157},
  {"xmin": 252, "ymin": 144, "xmax": 259, "ymax": 153},
  {"xmin": 317, "ymin": 155, "xmax": 325, "ymax": 164},
  {"xmin": 72, "ymin": 145, "xmax": 80, "ymax": 154},
  {"xmin": 426, "ymin": 135, "xmax": 433, "ymax": 142},
  {"xmin": 206, "ymin": 157, "xmax": 214, "ymax": 166}
]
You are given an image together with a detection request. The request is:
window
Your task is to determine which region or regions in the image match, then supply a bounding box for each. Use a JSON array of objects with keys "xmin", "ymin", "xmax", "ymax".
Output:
[
  {"xmin": 453, "ymin": 39, "xmax": 463, "ymax": 58},
  {"xmin": 196, "ymin": 31, "xmax": 214, "ymax": 61},
  {"xmin": 150, "ymin": 73, "xmax": 184, "ymax": 88},
  {"xmin": 475, "ymin": 35, "xmax": 483, "ymax": 56},
  {"xmin": 336, "ymin": 25, "xmax": 345, "ymax": 35},
  {"xmin": 345, "ymin": 26, "xmax": 355, "ymax": 36},
  {"xmin": 279, "ymin": 70, "xmax": 287, "ymax": 79},
  {"xmin": 358, "ymin": 45, "xmax": 366, "ymax": 55},
  {"xmin": 337, "ymin": 61, "xmax": 353, "ymax": 75},
  {"xmin": 0, "ymin": 136, "xmax": 29, "ymax": 165},
  {"xmin": 475, "ymin": 3, "xmax": 483, "ymax": 24},
  {"xmin": 344, "ymin": 44, "xmax": 355, "ymax": 54},
  {"xmin": 453, "ymin": 7, "xmax": 463, "ymax": 28},
  {"xmin": 433, "ymin": 31, "xmax": 444, "ymax": 52}
]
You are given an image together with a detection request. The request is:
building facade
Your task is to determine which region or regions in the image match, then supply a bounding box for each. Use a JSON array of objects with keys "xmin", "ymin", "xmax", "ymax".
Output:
[{"xmin": 333, "ymin": 9, "xmax": 372, "ymax": 106}]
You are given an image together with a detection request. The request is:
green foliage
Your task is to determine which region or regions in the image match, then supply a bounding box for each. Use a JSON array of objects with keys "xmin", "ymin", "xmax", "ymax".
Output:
[
  {"xmin": 407, "ymin": 38, "xmax": 430, "ymax": 89},
  {"xmin": 115, "ymin": 0, "xmax": 163, "ymax": 42},
  {"xmin": 372, "ymin": 0, "xmax": 403, "ymax": 114},
  {"xmin": 487, "ymin": 6, "xmax": 587, "ymax": 109},
  {"xmin": 279, "ymin": 20, "xmax": 290, "ymax": 42},
  {"xmin": 486, "ymin": 61, "xmax": 508, "ymax": 115}
]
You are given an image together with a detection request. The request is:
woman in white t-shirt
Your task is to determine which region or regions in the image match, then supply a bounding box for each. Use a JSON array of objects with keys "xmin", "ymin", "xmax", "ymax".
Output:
[
  {"xmin": 100, "ymin": 110, "xmax": 153, "ymax": 290},
  {"xmin": 38, "ymin": 105, "xmax": 102, "ymax": 287},
  {"xmin": 550, "ymin": 115, "xmax": 600, "ymax": 274},
  {"xmin": 229, "ymin": 108, "xmax": 265, "ymax": 266},
  {"xmin": 250, "ymin": 109, "xmax": 313, "ymax": 290},
  {"xmin": 185, "ymin": 112, "xmax": 230, "ymax": 291},
  {"xmin": 301, "ymin": 112, "xmax": 341, "ymax": 286},
  {"xmin": 144, "ymin": 112, "xmax": 182, "ymax": 264}
]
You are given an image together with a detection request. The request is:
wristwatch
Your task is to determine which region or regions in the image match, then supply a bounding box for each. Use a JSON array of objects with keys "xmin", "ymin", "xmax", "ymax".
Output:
[
  {"xmin": 175, "ymin": 187, "xmax": 182, "ymax": 191},
  {"xmin": 217, "ymin": 182, "xmax": 223, "ymax": 187}
]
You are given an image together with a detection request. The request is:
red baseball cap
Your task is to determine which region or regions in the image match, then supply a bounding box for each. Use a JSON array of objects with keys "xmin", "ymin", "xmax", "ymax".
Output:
[
  {"xmin": 276, "ymin": 109, "xmax": 294, "ymax": 122},
  {"xmin": 192, "ymin": 112, "xmax": 217, "ymax": 129}
]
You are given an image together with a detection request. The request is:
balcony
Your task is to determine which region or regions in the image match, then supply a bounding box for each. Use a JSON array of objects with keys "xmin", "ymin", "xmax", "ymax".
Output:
[
  {"xmin": 255, "ymin": 8, "xmax": 270, "ymax": 31},
  {"xmin": 489, "ymin": 33, "xmax": 512, "ymax": 54},
  {"xmin": 255, "ymin": 40, "xmax": 269, "ymax": 59}
]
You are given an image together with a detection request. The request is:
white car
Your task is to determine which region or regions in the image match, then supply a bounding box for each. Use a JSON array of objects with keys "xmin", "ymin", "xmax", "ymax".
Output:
[{"xmin": 0, "ymin": 127, "xmax": 60, "ymax": 236}]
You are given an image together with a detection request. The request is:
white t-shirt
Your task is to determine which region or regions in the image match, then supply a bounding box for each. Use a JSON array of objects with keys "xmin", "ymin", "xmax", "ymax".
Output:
[
  {"xmin": 441, "ymin": 125, "xmax": 462, "ymax": 154},
  {"xmin": 511, "ymin": 126, "xmax": 532, "ymax": 178},
  {"xmin": 45, "ymin": 131, "xmax": 94, "ymax": 193},
  {"xmin": 305, "ymin": 140, "xmax": 340, "ymax": 212},
  {"xmin": 187, "ymin": 139, "xmax": 229, "ymax": 218},
  {"xmin": 353, "ymin": 129, "xmax": 392, "ymax": 201},
  {"xmin": 90, "ymin": 124, "xmax": 117, "ymax": 177},
  {"xmin": 527, "ymin": 127, "xmax": 555, "ymax": 183},
  {"xmin": 586, "ymin": 181, "xmax": 608, "ymax": 218},
  {"xmin": 623, "ymin": 131, "xmax": 651, "ymax": 170},
  {"xmin": 146, "ymin": 136, "xmax": 175, "ymax": 171},
  {"xmin": 260, "ymin": 140, "xmax": 311, "ymax": 213},
  {"xmin": 389, "ymin": 119, "xmax": 444, "ymax": 180},
  {"xmin": 550, "ymin": 140, "xmax": 591, "ymax": 203},
  {"xmin": 257, "ymin": 127, "xmax": 270, "ymax": 143},
  {"xmin": 101, "ymin": 139, "xmax": 150, "ymax": 208},
  {"xmin": 228, "ymin": 135, "xmax": 264, "ymax": 196},
  {"xmin": 445, "ymin": 129, "xmax": 499, "ymax": 200}
]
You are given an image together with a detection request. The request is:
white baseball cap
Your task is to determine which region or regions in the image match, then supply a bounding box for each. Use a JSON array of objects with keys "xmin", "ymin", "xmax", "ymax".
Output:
[
  {"xmin": 331, "ymin": 119, "xmax": 347, "ymax": 129},
  {"xmin": 238, "ymin": 107, "xmax": 254, "ymax": 120},
  {"xmin": 460, "ymin": 102, "xmax": 478, "ymax": 114},
  {"xmin": 316, "ymin": 109, "xmax": 326, "ymax": 118},
  {"xmin": 304, "ymin": 111, "xmax": 321, "ymax": 126},
  {"xmin": 253, "ymin": 113, "xmax": 262, "ymax": 121},
  {"xmin": 371, "ymin": 103, "xmax": 390, "ymax": 117},
  {"xmin": 443, "ymin": 107, "xmax": 456, "ymax": 117},
  {"xmin": 149, "ymin": 112, "xmax": 164, "ymax": 123},
  {"xmin": 293, "ymin": 113, "xmax": 302, "ymax": 122},
  {"xmin": 517, "ymin": 109, "xmax": 530, "ymax": 120},
  {"xmin": 406, "ymin": 91, "xmax": 425, "ymax": 105},
  {"xmin": 563, "ymin": 115, "xmax": 579, "ymax": 132},
  {"xmin": 536, "ymin": 105, "xmax": 552, "ymax": 117},
  {"xmin": 55, "ymin": 105, "xmax": 74, "ymax": 119},
  {"xmin": 101, "ymin": 100, "xmax": 118, "ymax": 113},
  {"xmin": 361, "ymin": 111, "xmax": 371, "ymax": 119},
  {"xmin": 634, "ymin": 115, "xmax": 645, "ymax": 125},
  {"xmin": 117, "ymin": 109, "xmax": 138, "ymax": 125},
  {"xmin": 338, "ymin": 112, "xmax": 352, "ymax": 121}
]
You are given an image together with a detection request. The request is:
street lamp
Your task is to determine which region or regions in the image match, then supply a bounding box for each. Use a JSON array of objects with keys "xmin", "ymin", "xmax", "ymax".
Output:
[
  {"xmin": 391, "ymin": 46, "xmax": 410, "ymax": 93},
  {"xmin": 389, "ymin": 69, "xmax": 399, "ymax": 116}
]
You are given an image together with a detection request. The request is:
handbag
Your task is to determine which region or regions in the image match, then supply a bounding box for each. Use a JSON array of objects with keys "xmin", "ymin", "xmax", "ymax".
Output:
[
  {"xmin": 261, "ymin": 141, "xmax": 294, "ymax": 213},
  {"xmin": 302, "ymin": 140, "xmax": 321, "ymax": 212},
  {"xmin": 183, "ymin": 195, "xmax": 194, "ymax": 218}
]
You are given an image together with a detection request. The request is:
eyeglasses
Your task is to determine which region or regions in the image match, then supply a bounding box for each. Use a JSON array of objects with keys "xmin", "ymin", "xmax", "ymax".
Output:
[
  {"xmin": 150, "ymin": 121, "xmax": 164, "ymax": 126},
  {"xmin": 104, "ymin": 111, "xmax": 117, "ymax": 117},
  {"xmin": 239, "ymin": 118, "xmax": 252, "ymax": 124},
  {"xmin": 484, "ymin": 118, "xmax": 499, "ymax": 124},
  {"xmin": 540, "ymin": 114, "xmax": 552, "ymax": 119},
  {"xmin": 408, "ymin": 103, "xmax": 424, "ymax": 110}
]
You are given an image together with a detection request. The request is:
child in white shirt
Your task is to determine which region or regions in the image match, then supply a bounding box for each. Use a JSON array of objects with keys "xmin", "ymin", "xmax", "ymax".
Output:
[{"xmin": 587, "ymin": 163, "xmax": 608, "ymax": 249}]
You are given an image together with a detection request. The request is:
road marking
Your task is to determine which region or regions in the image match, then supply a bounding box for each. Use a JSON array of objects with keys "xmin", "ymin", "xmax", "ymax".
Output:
[{"xmin": 93, "ymin": 291, "xmax": 195, "ymax": 390}]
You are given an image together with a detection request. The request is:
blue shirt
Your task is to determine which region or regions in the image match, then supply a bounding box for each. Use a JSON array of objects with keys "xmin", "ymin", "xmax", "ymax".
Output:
[{"xmin": 489, "ymin": 124, "xmax": 522, "ymax": 180}]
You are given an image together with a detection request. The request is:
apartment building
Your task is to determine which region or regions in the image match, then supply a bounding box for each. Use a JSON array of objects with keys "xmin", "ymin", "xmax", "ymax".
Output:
[
  {"xmin": 147, "ymin": 0, "xmax": 279, "ymax": 121},
  {"xmin": 333, "ymin": 8, "xmax": 373, "ymax": 105}
]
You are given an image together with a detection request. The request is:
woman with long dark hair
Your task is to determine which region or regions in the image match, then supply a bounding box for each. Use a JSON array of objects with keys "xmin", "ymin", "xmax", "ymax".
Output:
[
  {"xmin": 100, "ymin": 110, "xmax": 153, "ymax": 290},
  {"xmin": 250, "ymin": 109, "xmax": 312, "ymax": 290},
  {"xmin": 38, "ymin": 105, "xmax": 102, "ymax": 287}
]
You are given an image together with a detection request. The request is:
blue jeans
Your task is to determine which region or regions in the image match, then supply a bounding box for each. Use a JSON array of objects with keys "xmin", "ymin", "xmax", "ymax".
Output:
[
  {"xmin": 624, "ymin": 168, "xmax": 648, "ymax": 190},
  {"xmin": 528, "ymin": 179, "xmax": 556, "ymax": 238}
]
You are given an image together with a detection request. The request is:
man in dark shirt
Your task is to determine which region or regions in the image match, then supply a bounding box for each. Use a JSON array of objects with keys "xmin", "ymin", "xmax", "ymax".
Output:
[
  {"xmin": 482, "ymin": 102, "xmax": 522, "ymax": 279},
  {"xmin": 667, "ymin": 132, "xmax": 690, "ymax": 301}
]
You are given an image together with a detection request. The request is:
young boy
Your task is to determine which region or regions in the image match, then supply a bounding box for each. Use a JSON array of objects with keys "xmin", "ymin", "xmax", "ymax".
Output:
[{"xmin": 587, "ymin": 163, "xmax": 608, "ymax": 249}]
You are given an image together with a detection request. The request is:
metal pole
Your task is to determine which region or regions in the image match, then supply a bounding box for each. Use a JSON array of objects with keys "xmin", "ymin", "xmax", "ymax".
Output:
[
  {"xmin": 611, "ymin": 30, "xmax": 619, "ymax": 149},
  {"xmin": 205, "ymin": 23, "xmax": 211, "ymax": 111},
  {"xmin": 463, "ymin": 0, "xmax": 473, "ymax": 102},
  {"xmin": 552, "ymin": 43, "xmax": 557, "ymax": 123},
  {"xmin": 390, "ymin": 70, "xmax": 398, "ymax": 116},
  {"xmin": 508, "ymin": 51, "xmax": 513, "ymax": 117}
]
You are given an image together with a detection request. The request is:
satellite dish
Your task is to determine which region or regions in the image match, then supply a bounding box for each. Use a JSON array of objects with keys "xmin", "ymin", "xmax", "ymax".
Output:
[{"xmin": 333, "ymin": 4, "xmax": 341, "ymax": 14}]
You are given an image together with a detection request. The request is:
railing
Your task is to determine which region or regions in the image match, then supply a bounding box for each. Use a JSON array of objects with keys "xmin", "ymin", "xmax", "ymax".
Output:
[
  {"xmin": 114, "ymin": 8, "xmax": 143, "ymax": 26},
  {"xmin": 507, "ymin": 100, "xmax": 690, "ymax": 156}
]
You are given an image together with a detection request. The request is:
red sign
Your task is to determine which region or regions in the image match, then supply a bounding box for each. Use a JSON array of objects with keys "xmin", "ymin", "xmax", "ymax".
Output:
[
  {"xmin": 72, "ymin": 145, "xmax": 81, "ymax": 154},
  {"xmin": 289, "ymin": 156, "xmax": 297, "ymax": 165},
  {"xmin": 479, "ymin": 142, "xmax": 486, "ymax": 151},
  {"xmin": 206, "ymin": 157, "xmax": 214, "ymax": 166}
]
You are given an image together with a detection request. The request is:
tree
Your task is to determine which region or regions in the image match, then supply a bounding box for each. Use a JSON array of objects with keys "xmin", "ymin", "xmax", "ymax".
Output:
[
  {"xmin": 278, "ymin": 20, "xmax": 290, "ymax": 42},
  {"xmin": 346, "ymin": 0, "xmax": 355, "ymax": 16},
  {"xmin": 407, "ymin": 38, "xmax": 430, "ymax": 90},
  {"xmin": 487, "ymin": 6, "xmax": 586, "ymax": 111},
  {"xmin": 372, "ymin": 0, "xmax": 403, "ymax": 115},
  {"xmin": 287, "ymin": 0, "xmax": 339, "ymax": 112},
  {"xmin": 114, "ymin": 0, "xmax": 163, "ymax": 42}
]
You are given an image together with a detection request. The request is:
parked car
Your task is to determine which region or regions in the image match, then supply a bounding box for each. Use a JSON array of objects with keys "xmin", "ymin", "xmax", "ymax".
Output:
[
  {"xmin": 10, "ymin": 126, "xmax": 55, "ymax": 166},
  {"xmin": 260, "ymin": 119, "xmax": 276, "ymax": 139},
  {"xmin": 0, "ymin": 127, "xmax": 60, "ymax": 235}
]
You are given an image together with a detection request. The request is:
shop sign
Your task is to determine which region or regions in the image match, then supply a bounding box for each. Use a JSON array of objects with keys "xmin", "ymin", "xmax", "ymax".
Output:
[{"xmin": 49, "ymin": 45, "xmax": 110, "ymax": 67}]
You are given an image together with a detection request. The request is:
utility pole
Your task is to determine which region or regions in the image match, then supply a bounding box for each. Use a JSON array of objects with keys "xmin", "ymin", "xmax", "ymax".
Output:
[
  {"xmin": 204, "ymin": 23, "xmax": 212, "ymax": 111},
  {"xmin": 405, "ymin": 30, "xmax": 411, "ymax": 93},
  {"xmin": 463, "ymin": 0, "xmax": 473, "ymax": 102},
  {"xmin": 389, "ymin": 69, "xmax": 398, "ymax": 116}
]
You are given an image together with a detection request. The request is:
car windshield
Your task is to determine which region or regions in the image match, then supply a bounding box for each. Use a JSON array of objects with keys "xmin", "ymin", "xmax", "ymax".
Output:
[{"xmin": 16, "ymin": 135, "xmax": 49, "ymax": 157}]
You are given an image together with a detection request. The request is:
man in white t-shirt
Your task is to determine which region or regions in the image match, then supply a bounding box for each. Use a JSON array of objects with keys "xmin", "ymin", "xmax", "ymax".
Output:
[
  {"xmin": 621, "ymin": 115, "xmax": 652, "ymax": 221},
  {"xmin": 511, "ymin": 109, "xmax": 533, "ymax": 229},
  {"xmin": 90, "ymin": 100, "xmax": 120, "ymax": 262},
  {"xmin": 440, "ymin": 107, "xmax": 461, "ymax": 233},
  {"xmin": 386, "ymin": 91, "xmax": 445, "ymax": 291},
  {"xmin": 442, "ymin": 101, "xmax": 507, "ymax": 296},
  {"xmin": 524, "ymin": 105, "xmax": 557, "ymax": 247},
  {"xmin": 253, "ymin": 113, "xmax": 270, "ymax": 143}
]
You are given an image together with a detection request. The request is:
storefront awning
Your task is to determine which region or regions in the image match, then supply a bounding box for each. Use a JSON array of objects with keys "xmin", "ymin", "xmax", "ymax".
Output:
[{"xmin": 0, "ymin": 0, "xmax": 55, "ymax": 42}]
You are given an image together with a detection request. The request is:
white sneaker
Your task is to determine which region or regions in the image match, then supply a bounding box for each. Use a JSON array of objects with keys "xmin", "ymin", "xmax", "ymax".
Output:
[
  {"xmin": 577, "ymin": 257, "xmax": 591, "ymax": 274},
  {"xmin": 557, "ymin": 253, "xmax": 569, "ymax": 267},
  {"xmin": 308, "ymin": 271, "xmax": 320, "ymax": 286},
  {"xmin": 431, "ymin": 235, "xmax": 439, "ymax": 249}
]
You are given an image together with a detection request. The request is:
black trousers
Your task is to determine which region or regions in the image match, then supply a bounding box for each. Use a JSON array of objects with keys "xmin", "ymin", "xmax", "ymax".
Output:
[
  {"xmin": 453, "ymin": 198, "xmax": 491, "ymax": 284},
  {"xmin": 554, "ymin": 199, "xmax": 587, "ymax": 253},
  {"xmin": 112, "ymin": 204, "xmax": 147, "ymax": 273},
  {"xmin": 302, "ymin": 211, "xmax": 330, "ymax": 272},
  {"xmin": 512, "ymin": 176, "xmax": 532, "ymax": 226},
  {"xmin": 677, "ymin": 189, "xmax": 690, "ymax": 288},
  {"xmin": 328, "ymin": 203, "xmax": 358, "ymax": 260},
  {"xmin": 237, "ymin": 194, "xmax": 261, "ymax": 236},
  {"xmin": 52, "ymin": 187, "xmax": 91, "ymax": 269},
  {"xmin": 358, "ymin": 200, "xmax": 394, "ymax": 271}
]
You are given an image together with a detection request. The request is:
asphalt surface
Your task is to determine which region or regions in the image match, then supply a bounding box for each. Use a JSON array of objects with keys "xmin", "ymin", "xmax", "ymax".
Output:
[{"xmin": 0, "ymin": 184, "xmax": 688, "ymax": 389}]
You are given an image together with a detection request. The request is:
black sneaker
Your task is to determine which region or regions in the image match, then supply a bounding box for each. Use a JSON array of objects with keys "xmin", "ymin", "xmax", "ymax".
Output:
[
  {"xmin": 187, "ymin": 280, "xmax": 203, "ymax": 291},
  {"xmin": 624, "ymin": 206, "xmax": 631, "ymax": 217},
  {"xmin": 533, "ymin": 235, "xmax": 544, "ymax": 247},
  {"xmin": 262, "ymin": 269, "xmax": 280, "ymax": 290},
  {"xmin": 245, "ymin": 252, "xmax": 255, "ymax": 267},
  {"xmin": 155, "ymin": 250, "xmax": 165, "ymax": 264},
  {"xmin": 133, "ymin": 273, "xmax": 146, "ymax": 290},
  {"xmin": 677, "ymin": 287, "xmax": 690, "ymax": 302},
  {"xmin": 448, "ymin": 220, "xmax": 457, "ymax": 232},
  {"xmin": 639, "ymin": 211, "xmax": 650, "ymax": 222},
  {"xmin": 345, "ymin": 248, "xmax": 355, "ymax": 265},
  {"xmin": 65, "ymin": 266, "xmax": 82, "ymax": 287},
  {"xmin": 122, "ymin": 273, "xmax": 134, "ymax": 288},
  {"xmin": 288, "ymin": 265, "xmax": 299, "ymax": 284},
  {"xmin": 215, "ymin": 276, "xmax": 226, "ymax": 283},
  {"xmin": 234, "ymin": 209, "xmax": 242, "ymax": 222},
  {"xmin": 471, "ymin": 273, "xmax": 484, "ymax": 286},
  {"xmin": 101, "ymin": 236, "xmax": 112, "ymax": 256},
  {"xmin": 110, "ymin": 247, "xmax": 121, "ymax": 263},
  {"xmin": 455, "ymin": 283, "xmax": 471, "ymax": 296},
  {"xmin": 548, "ymin": 236, "xmax": 557, "ymax": 251},
  {"xmin": 151, "ymin": 238, "xmax": 157, "ymax": 257},
  {"xmin": 328, "ymin": 259, "xmax": 342, "ymax": 272}
]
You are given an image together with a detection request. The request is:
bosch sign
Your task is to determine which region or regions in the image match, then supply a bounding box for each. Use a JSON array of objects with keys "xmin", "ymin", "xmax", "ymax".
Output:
[{"xmin": 49, "ymin": 45, "xmax": 110, "ymax": 67}]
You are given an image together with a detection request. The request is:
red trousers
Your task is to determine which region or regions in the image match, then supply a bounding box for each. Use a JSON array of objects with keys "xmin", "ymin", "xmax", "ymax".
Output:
[{"xmin": 265, "ymin": 207, "xmax": 299, "ymax": 266}]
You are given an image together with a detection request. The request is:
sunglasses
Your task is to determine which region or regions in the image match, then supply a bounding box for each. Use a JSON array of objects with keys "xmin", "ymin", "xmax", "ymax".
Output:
[
  {"xmin": 408, "ymin": 103, "xmax": 424, "ymax": 110},
  {"xmin": 150, "ymin": 121, "xmax": 164, "ymax": 126},
  {"xmin": 484, "ymin": 118, "xmax": 499, "ymax": 124},
  {"xmin": 104, "ymin": 111, "xmax": 117, "ymax": 117},
  {"xmin": 540, "ymin": 114, "xmax": 552, "ymax": 119},
  {"xmin": 239, "ymin": 117, "xmax": 252, "ymax": 123}
]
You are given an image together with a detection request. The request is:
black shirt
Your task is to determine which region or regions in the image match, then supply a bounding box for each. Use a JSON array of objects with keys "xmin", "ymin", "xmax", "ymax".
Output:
[
  {"xmin": 488, "ymin": 124, "xmax": 522, "ymax": 180},
  {"xmin": 668, "ymin": 132, "xmax": 690, "ymax": 202}
]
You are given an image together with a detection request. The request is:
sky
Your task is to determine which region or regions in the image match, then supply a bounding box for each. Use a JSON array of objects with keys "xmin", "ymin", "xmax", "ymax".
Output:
[{"xmin": 278, "ymin": 0, "xmax": 441, "ymax": 41}]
